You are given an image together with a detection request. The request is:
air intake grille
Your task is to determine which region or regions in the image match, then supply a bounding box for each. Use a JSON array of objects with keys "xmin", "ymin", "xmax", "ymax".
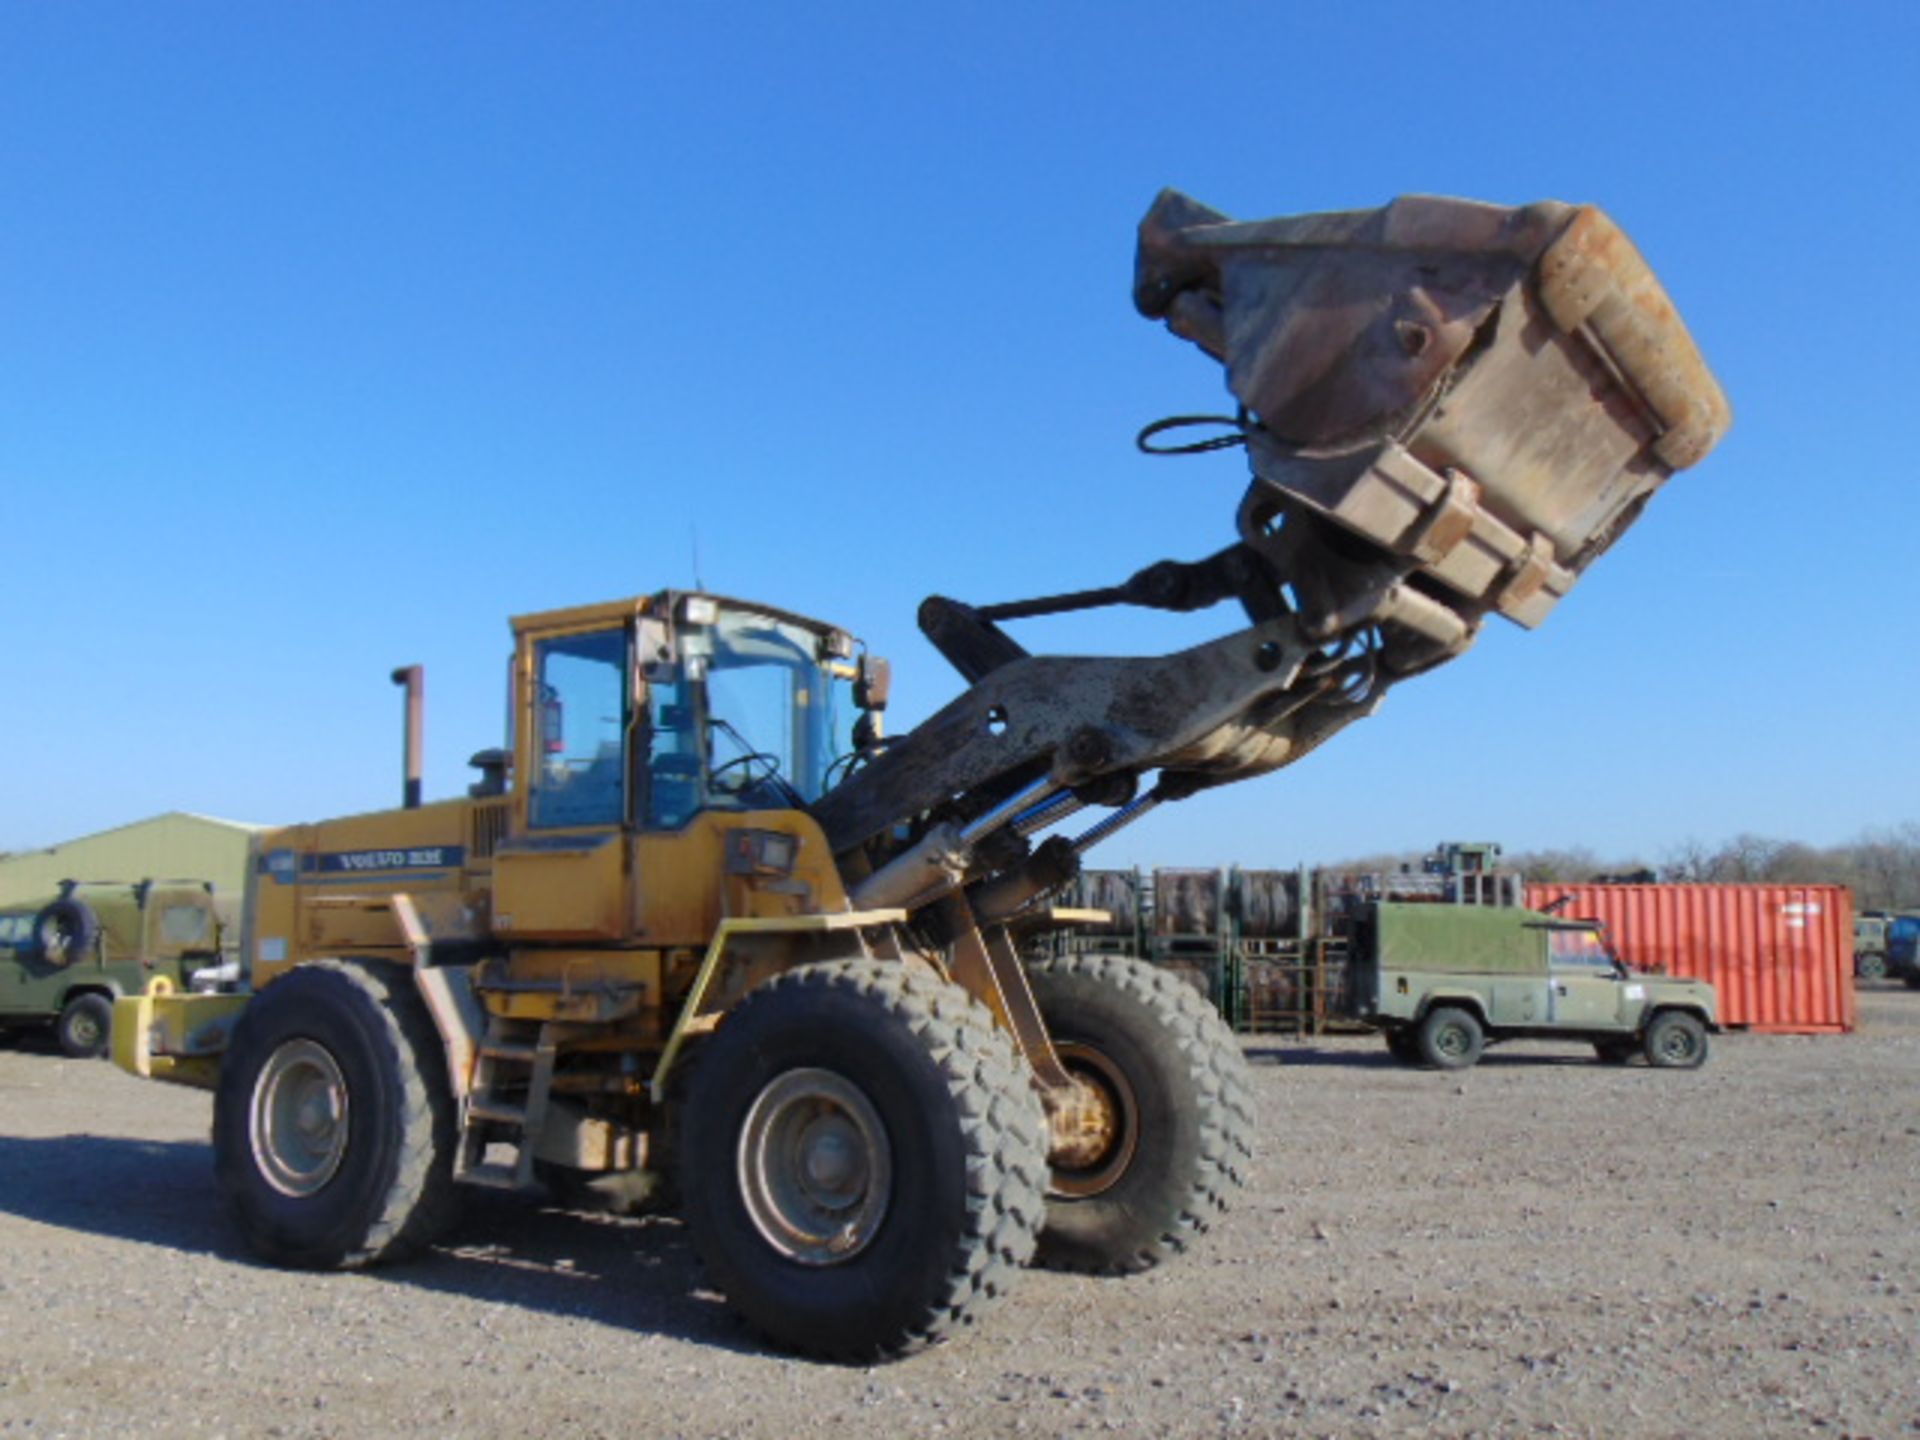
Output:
[{"xmin": 470, "ymin": 801, "xmax": 509, "ymax": 859}]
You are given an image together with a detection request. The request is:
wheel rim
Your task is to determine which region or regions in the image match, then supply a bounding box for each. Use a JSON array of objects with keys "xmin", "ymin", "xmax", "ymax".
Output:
[
  {"xmin": 1656, "ymin": 1023, "xmax": 1698, "ymax": 1064},
  {"xmin": 250, "ymin": 1038, "xmax": 350, "ymax": 1197},
  {"xmin": 41, "ymin": 919, "xmax": 76, "ymax": 966},
  {"xmin": 1049, "ymin": 1042, "xmax": 1140, "ymax": 1199},
  {"xmin": 68, "ymin": 1008, "xmax": 104, "ymax": 1049},
  {"xmin": 1435, "ymin": 1023, "xmax": 1472, "ymax": 1059},
  {"xmin": 737, "ymin": 1067, "xmax": 891, "ymax": 1266}
]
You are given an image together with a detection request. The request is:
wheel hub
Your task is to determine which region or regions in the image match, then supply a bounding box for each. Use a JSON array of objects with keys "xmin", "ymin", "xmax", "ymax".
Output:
[
  {"xmin": 738, "ymin": 1068, "xmax": 891, "ymax": 1265},
  {"xmin": 1046, "ymin": 1043, "xmax": 1139, "ymax": 1199},
  {"xmin": 251, "ymin": 1038, "xmax": 350, "ymax": 1198}
]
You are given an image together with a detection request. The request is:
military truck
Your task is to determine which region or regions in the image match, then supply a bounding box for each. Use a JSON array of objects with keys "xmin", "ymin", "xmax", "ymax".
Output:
[
  {"xmin": 1351, "ymin": 901, "xmax": 1719, "ymax": 1069},
  {"xmin": 1856, "ymin": 911, "xmax": 1920, "ymax": 985},
  {"xmin": 1855, "ymin": 913, "xmax": 1890, "ymax": 979},
  {"xmin": 0, "ymin": 880, "xmax": 227, "ymax": 1057}
]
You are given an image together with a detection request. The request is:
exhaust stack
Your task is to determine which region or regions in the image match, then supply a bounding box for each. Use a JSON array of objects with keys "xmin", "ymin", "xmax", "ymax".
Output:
[{"xmin": 390, "ymin": 665, "xmax": 424, "ymax": 809}]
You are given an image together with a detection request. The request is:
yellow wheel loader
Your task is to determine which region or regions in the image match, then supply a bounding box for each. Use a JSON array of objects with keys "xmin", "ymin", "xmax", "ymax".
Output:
[{"xmin": 117, "ymin": 188, "xmax": 1729, "ymax": 1360}]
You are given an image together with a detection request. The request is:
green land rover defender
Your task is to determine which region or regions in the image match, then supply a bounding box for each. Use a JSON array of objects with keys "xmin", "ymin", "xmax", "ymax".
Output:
[
  {"xmin": 0, "ymin": 880, "xmax": 228, "ymax": 1057},
  {"xmin": 1351, "ymin": 901, "xmax": 1719, "ymax": 1070}
]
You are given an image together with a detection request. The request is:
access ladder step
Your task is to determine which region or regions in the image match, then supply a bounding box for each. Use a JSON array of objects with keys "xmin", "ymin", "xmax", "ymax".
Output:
[
  {"xmin": 460, "ymin": 1161, "xmax": 527, "ymax": 1191},
  {"xmin": 455, "ymin": 1016, "xmax": 562, "ymax": 1192},
  {"xmin": 467, "ymin": 1098, "xmax": 529, "ymax": 1127},
  {"xmin": 479, "ymin": 1039, "xmax": 539, "ymax": 1063}
]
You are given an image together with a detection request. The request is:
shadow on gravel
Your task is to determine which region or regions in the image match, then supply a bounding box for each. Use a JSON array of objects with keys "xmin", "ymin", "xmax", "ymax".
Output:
[
  {"xmin": 0, "ymin": 1029, "xmax": 62, "ymax": 1056},
  {"xmin": 0, "ymin": 1135, "xmax": 230, "ymax": 1254},
  {"xmin": 408, "ymin": 1190, "xmax": 753, "ymax": 1354},
  {"xmin": 1251, "ymin": 1045, "xmax": 1612, "ymax": 1069},
  {"xmin": 0, "ymin": 1134, "xmax": 751, "ymax": 1352}
]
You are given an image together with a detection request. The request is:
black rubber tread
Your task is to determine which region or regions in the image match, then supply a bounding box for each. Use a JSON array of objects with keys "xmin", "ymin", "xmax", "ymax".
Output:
[
  {"xmin": 1418, "ymin": 1005, "xmax": 1485, "ymax": 1070},
  {"xmin": 1383, "ymin": 1028, "xmax": 1422, "ymax": 1064},
  {"xmin": 373, "ymin": 963, "xmax": 465, "ymax": 1256},
  {"xmin": 678, "ymin": 958, "xmax": 1047, "ymax": 1362},
  {"xmin": 212, "ymin": 960, "xmax": 460, "ymax": 1269},
  {"xmin": 55, "ymin": 992, "xmax": 114, "ymax": 1059},
  {"xmin": 1642, "ymin": 1009, "xmax": 1710, "ymax": 1069},
  {"xmin": 33, "ymin": 899, "xmax": 98, "ymax": 968},
  {"xmin": 1024, "ymin": 952, "xmax": 1256, "ymax": 1276}
]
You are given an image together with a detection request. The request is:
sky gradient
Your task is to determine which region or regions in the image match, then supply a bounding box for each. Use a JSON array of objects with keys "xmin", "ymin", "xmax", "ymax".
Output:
[{"xmin": 2, "ymin": 1, "xmax": 1914, "ymax": 869}]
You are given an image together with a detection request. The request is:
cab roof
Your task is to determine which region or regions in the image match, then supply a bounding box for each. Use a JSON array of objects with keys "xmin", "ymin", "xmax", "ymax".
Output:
[{"xmin": 508, "ymin": 589, "xmax": 848, "ymax": 642}]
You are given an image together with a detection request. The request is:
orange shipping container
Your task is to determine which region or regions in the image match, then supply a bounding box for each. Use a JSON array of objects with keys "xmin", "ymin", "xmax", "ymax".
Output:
[{"xmin": 1523, "ymin": 883, "xmax": 1855, "ymax": 1035}]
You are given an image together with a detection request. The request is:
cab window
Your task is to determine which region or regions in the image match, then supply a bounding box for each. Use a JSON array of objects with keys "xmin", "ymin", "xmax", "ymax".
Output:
[
  {"xmin": 529, "ymin": 629, "xmax": 628, "ymax": 829},
  {"xmin": 645, "ymin": 676, "xmax": 701, "ymax": 830},
  {"xmin": 1548, "ymin": 927, "xmax": 1615, "ymax": 971},
  {"xmin": 160, "ymin": 903, "xmax": 212, "ymax": 948}
]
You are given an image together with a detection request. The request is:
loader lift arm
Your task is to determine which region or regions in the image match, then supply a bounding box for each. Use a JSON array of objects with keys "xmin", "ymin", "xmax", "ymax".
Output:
[{"xmin": 815, "ymin": 187, "xmax": 1729, "ymax": 937}]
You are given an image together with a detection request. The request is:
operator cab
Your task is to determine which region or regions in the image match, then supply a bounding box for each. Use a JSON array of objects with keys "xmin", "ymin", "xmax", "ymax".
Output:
[{"xmin": 512, "ymin": 591, "xmax": 874, "ymax": 834}]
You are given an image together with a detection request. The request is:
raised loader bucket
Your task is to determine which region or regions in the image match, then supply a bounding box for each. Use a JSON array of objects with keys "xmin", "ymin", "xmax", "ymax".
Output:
[{"xmin": 1136, "ymin": 191, "xmax": 1730, "ymax": 638}]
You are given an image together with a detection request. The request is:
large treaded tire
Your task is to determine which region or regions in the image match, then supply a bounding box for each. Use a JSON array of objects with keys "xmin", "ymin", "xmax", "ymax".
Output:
[
  {"xmin": 1023, "ymin": 953, "xmax": 1255, "ymax": 1275},
  {"xmin": 33, "ymin": 899, "xmax": 98, "ymax": 968},
  {"xmin": 1383, "ymin": 1028, "xmax": 1421, "ymax": 1065},
  {"xmin": 678, "ymin": 959, "xmax": 1047, "ymax": 1362},
  {"xmin": 1642, "ymin": 1009, "xmax": 1710, "ymax": 1069},
  {"xmin": 1418, "ymin": 1006, "xmax": 1485, "ymax": 1070},
  {"xmin": 212, "ymin": 961, "xmax": 461, "ymax": 1269},
  {"xmin": 55, "ymin": 992, "xmax": 114, "ymax": 1059}
]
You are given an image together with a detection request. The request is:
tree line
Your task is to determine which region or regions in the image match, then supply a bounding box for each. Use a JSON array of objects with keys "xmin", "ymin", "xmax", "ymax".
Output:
[{"xmin": 1331, "ymin": 824, "xmax": 1920, "ymax": 912}]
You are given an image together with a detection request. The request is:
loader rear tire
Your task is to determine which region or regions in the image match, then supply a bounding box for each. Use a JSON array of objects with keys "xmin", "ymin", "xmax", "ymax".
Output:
[
  {"xmin": 213, "ymin": 961, "xmax": 460, "ymax": 1269},
  {"xmin": 678, "ymin": 959, "xmax": 1047, "ymax": 1362},
  {"xmin": 1023, "ymin": 953, "xmax": 1255, "ymax": 1275}
]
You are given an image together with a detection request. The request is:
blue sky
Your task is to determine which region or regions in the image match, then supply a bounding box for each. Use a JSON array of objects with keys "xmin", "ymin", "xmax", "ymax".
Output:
[{"xmin": 2, "ymin": 1, "xmax": 1914, "ymax": 868}]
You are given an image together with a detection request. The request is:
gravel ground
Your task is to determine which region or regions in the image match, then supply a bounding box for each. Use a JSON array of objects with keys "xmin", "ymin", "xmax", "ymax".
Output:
[{"xmin": 2, "ymin": 987, "xmax": 1916, "ymax": 1439}]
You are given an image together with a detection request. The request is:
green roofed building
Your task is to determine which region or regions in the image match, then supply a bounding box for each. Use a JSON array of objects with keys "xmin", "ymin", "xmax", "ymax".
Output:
[{"xmin": 0, "ymin": 812, "xmax": 266, "ymax": 909}]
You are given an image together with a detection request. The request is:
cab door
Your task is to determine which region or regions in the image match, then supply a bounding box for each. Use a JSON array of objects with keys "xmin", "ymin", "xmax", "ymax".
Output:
[
  {"xmin": 1547, "ymin": 925, "xmax": 1628, "ymax": 1028},
  {"xmin": 0, "ymin": 913, "xmax": 38, "ymax": 1011},
  {"xmin": 492, "ymin": 622, "xmax": 635, "ymax": 941}
]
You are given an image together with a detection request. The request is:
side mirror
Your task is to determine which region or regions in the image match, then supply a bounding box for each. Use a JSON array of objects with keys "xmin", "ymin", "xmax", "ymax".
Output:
[{"xmin": 855, "ymin": 656, "xmax": 892, "ymax": 713}]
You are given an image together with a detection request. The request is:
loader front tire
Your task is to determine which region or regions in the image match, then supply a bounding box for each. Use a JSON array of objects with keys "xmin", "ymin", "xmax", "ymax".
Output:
[
  {"xmin": 213, "ymin": 961, "xmax": 460, "ymax": 1269},
  {"xmin": 1024, "ymin": 953, "xmax": 1255, "ymax": 1274},
  {"xmin": 678, "ymin": 959, "xmax": 1046, "ymax": 1363}
]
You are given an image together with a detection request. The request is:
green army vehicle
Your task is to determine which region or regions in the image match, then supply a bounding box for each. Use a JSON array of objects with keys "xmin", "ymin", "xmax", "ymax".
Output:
[
  {"xmin": 1350, "ymin": 901, "xmax": 1719, "ymax": 1070},
  {"xmin": 0, "ymin": 880, "xmax": 227, "ymax": 1057},
  {"xmin": 1854, "ymin": 913, "xmax": 1889, "ymax": 979},
  {"xmin": 1855, "ymin": 911, "xmax": 1920, "ymax": 985}
]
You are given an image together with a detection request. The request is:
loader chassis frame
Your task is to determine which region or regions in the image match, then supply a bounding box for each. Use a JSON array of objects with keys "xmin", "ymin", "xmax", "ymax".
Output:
[{"xmin": 115, "ymin": 184, "xmax": 1729, "ymax": 1361}]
